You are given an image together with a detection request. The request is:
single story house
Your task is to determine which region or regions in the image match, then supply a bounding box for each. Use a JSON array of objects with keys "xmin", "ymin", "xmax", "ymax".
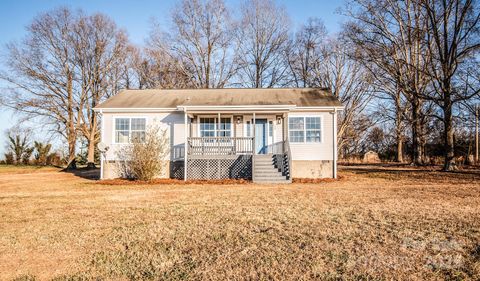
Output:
[{"xmin": 94, "ymin": 88, "xmax": 343, "ymax": 183}]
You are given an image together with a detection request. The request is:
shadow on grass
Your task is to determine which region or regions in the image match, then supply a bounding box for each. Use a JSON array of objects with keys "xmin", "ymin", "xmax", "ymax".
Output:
[{"xmin": 62, "ymin": 167, "xmax": 100, "ymax": 180}]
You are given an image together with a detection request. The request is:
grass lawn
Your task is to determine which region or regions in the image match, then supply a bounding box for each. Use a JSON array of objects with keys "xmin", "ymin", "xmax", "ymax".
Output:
[{"xmin": 0, "ymin": 165, "xmax": 479, "ymax": 280}]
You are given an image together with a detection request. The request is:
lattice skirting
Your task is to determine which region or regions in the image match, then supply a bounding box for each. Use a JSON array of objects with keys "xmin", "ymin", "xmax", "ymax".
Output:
[
  {"xmin": 171, "ymin": 160, "xmax": 185, "ymax": 179},
  {"xmin": 186, "ymin": 155, "xmax": 252, "ymax": 180}
]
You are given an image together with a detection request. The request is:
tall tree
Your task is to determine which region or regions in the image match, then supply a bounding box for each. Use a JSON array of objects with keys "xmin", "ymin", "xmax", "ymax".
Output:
[
  {"xmin": 72, "ymin": 12, "xmax": 130, "ymax": 168},
  {"xmin": 166, "ymin": 0, "xmax": 238, "ymax": 88},
  {"xmin": 1, "ymin": 8, "xmax": 78, "ymax": 169},
  {"xmin": 343, "ymin": 0, "xmax": 432, "ymax": 165},
  {"xmin": 286, "ymin": 17, "xmax": 327, "ymax": 87},
  {"xmin": 422, "ymin": 0, "xmax": 480, "ymax": 170},
  {"xmin": 236, "ymin": 0, "xmax": 291, "ymax": 88},
  {"xmin": 312, "ymin": 39, "xmax": 373, "ymax": 156}
]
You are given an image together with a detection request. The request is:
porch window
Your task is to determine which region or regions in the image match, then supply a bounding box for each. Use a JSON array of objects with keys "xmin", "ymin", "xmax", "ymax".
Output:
[
  {"xmin": 289, "ymin": 116, "xmax": 321, "ymax": 143},
  {"xmin": 217, "ymin": 118, "xmax": 232, "ymax": 137},
  {"xmin": 199, "ymin": 117, "xmax": 231, "ymax": 137},
  {"xmin": 199, "ymin": 118, "xmax": 216, "ymax": 137},
  {"xmin": 115, "ymin": 117, "xmax": 146, "ymax": 143}
]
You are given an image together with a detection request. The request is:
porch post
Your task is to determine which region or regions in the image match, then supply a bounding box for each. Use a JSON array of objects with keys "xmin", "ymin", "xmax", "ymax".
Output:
[
  {"xmin": 282, "ymin": 113, "xmax": 285, "ymax": 152},
  {"xmin": 252, "ymin": 113, "xmax": 256, "ymax": 155},
  {"xmin": 184, "ymin": 110, "xmax": 188, "ymax": 181}
]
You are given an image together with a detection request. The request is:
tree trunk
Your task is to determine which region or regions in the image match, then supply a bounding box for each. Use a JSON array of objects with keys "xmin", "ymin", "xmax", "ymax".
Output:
[
  {"xmin": 395, "ymin": 90, "xmax": 403, "ymax": 163},
  {"xmin": 66, "ymin": 70, "xmax": 77, "ymax": 170},
  {"xmin": 411, "ymin": 98, "xmax": 424, "ymax": 165},
  {"xmin": 85, "ymin": 107, "xmax": 98, "ymax": 169},
  {"xmin": 86, "ymin": 138, "xmax": 96, "ymax": 169},
  {"xmin": 443, "ymin": 93, "xmax": 456, "ymax": 171},
  {"xmin": 396, "ymin": 132, "xmax": 403, "ymax": 163}
]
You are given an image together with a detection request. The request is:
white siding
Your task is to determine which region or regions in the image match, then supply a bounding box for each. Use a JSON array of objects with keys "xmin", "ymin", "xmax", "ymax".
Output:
[
  {"xmin": 101, "ymin": 110, "xmax": 335, "ymax": 162},
  {"xmin": 288, "ymin": 111, "xmax": 334, "ymax": 161},
  {"xmin": 102, "ymin": 111, "xmax": 186, "ymax": 161}
]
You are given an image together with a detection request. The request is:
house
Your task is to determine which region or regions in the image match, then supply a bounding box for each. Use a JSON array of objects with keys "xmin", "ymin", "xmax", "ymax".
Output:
[{"xmin": 94, "ymin": 88, "xmax": 343, "ymax": 183}]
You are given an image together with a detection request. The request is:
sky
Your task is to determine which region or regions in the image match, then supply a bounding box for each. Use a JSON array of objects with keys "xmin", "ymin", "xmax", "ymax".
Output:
[{"xmin": 0, "ymin": 0, "xmax": 347, "ymax": 156}]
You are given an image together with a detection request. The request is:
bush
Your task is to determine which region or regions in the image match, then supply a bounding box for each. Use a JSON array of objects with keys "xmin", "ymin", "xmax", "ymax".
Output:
[
  {"xmin": 4, "ymin": 152, "xmax": 15, "ymax": 165},
  {"xmin": 34, "ymin": 141, "xmax": 52, "ymax": 165},
  {"xmin": 116, "ymin": 125, "xmax": 169, "ymax": 181}
]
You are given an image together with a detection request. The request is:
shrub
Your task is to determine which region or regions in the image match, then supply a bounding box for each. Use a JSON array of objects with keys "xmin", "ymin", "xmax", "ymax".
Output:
[
  {"xmin": 116, "ymin": 125, "xmax": 169, "ymax": 181},
  {"xmin": 34, "ymin": 141, "xmax": 52, "ymax": 165},
  {"xmin": 4, "ymin": 152, "xmax": 14, "ymax": 165}
]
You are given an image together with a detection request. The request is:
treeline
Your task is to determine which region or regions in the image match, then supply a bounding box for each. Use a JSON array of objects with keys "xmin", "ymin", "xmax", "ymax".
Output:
[
  {"xmin": 3, "ymin": 129, "xmax": 62, "ymax": 166},
  {"xmin": 0, "ymin": 0, "xmax": 479, "ymax": 170}
]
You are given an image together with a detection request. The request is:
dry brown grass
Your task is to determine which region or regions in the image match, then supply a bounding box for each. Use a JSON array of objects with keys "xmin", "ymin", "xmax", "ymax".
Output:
[{"xmin": 0, "ymin": 165, "xmax": 479, "ymax": 280}]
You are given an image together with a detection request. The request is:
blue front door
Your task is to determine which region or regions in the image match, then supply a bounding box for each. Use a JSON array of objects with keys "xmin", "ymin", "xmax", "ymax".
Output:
[{"xmin": 255, "ymin": 119, "xmax": 267, "ymax": 154}]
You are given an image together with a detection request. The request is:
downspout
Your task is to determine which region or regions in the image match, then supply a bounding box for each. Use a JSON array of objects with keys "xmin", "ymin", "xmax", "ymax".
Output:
[
  {"xmin": 184, "ymin": 110, "xmax": 188, "ymax": 181},
  {"xmin": 252, "ymin": 113, "xmax": 256, "ymax": 181},
  {"xmin": 332, "ymin": 108, "xmax": 338, "ymax": 179},
  {"xmin": 99, "ymin": 109, "xmax": 104, "ymax": 180}
]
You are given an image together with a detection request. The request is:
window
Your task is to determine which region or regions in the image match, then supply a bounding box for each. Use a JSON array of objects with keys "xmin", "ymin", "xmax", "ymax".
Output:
[
  {"xmin": 269, "ymin": 121, "xmax": 273, "ymax": 137},
  {"xmin": 200, "ymin": 118, "xmax": 216, "ymax": 137},
  {"xmin": 289, "ymin": 117, "xmax": 305, "ymax": 142},
  {"xmin": 306, "ymin": 117, "xmax": 321, "ymax": 142},
  {"xmin": 115, "ymin": 118, "xmax": 146, "ymax": 143},
  {"xmin": 131, "ymin": 118, "xmax": 146, "ymax": 142},
  {"xmin": 246, "ymin": 121, "xmax": 251, "ymax": 137},
  {"xmin": 288, "ymin": 116, "xmax": 321, "ymax": 143},
  {"xmin": 217, "ymin": 118, "xmax": 231, "ymax": 137},
  {"xmin": 199, "ymin": 117, "xmax": 232, "ymax": 137}
]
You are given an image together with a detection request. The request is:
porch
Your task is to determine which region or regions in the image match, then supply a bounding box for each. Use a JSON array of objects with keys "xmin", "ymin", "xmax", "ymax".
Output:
[{"xmin": 178, "ymin": 111, "xmax": 292, "ymax": 182}]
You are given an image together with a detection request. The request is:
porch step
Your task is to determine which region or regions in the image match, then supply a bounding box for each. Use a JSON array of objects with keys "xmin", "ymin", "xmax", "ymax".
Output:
[{"xmin": 253, "ymin": 155, "xmax": 289, "ymax": 183}]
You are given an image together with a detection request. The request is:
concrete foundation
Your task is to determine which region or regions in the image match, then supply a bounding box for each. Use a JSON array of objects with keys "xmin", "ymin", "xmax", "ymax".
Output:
[{"xmin": 291, "ymin": 160, "xmax": 334, "ymax": 178}]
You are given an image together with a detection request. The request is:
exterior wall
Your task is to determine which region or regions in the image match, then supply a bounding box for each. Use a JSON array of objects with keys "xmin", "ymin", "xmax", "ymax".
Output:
[
  {"xmin": 287, "ymin": 111, "xmax": 336, "ymax": 179},
  {"xmin": 100, "ymin": 109, "xmax": 337, "ymax": 180},
  {"xmin": 287, "ymin": 111, "xmax": 334, "ymax": 161},
  {"xmin": 101, "ymin": 111, "xmax": 186, "ymax": 179},
  {"xmin": 291, "ymin": 160, "xmax": 333, "ymax": 178}
]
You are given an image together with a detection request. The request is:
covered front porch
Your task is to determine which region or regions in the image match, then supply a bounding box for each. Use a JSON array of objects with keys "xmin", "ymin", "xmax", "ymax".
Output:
[{"xmin": 177, "ymin": 107, "xmax": 293, "ymax": 182}]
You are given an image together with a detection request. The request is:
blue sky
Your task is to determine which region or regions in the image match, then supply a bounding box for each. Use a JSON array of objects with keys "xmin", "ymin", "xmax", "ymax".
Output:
[{"xmin": 0, "ymin": 0, "xmax": 346, "ymax": 156}]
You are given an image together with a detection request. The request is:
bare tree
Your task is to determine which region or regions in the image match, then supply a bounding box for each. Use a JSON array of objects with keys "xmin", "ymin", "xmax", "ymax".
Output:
[
  {"xmin": 312, "ymin": 39, "xmax": 373, "ymax": 156},
  {"xmin": 286, "ymin": 17, "xmax": 327, "ymax": 87},
  {"xmin": 422, "ymin": 0, "xmax": 480, "ymax": 170},
  {"xmin": 236, "ymin": 0, "xmax": 291, "ymax": 88},
  {"xmin": 163, "ymin": 0, "xmax": 238, "ymax": 88},
  {"xmin": 72, "ymin": 13, "xmax": 130, "ymax": 168},
  {"xmin": 343, "ymin": 0, "xmax": 432, "ymax": 165},
  {"xmin": 140, "ymin": 32, "xmax": 194, "ymax": 89},
  {"xmin": 1, "ymin": 8, "xmax": 79, "ymax": 169}
]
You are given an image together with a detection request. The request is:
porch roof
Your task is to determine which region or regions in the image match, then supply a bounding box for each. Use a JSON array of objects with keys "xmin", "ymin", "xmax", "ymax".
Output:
[{"xmin": 95, "ymin": 88, "xmax": 342, "ymax": 110}]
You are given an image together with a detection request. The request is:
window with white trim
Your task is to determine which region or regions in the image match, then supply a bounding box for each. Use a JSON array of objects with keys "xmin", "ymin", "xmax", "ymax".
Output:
[
  {"xmin": 288, "ymin": 116, "xmax": 321, "ymax": 143},
  {"xmin": 199, "ymin": 117, "xmax": 232, "ymax": 137},
  {"xmin": 217, "ymin": 118, "xmax": 231, "ymax": 137},
  {"xmin": 305, "ymin": 117, "xmax": 321, "ymax": 142},
  {"xmin": 115, "ymin": 118, "xmax": 146, "ymax": 143},
  {"xmin": 200, "ymin": 118, "xmax": 216, "ymax": 137}
]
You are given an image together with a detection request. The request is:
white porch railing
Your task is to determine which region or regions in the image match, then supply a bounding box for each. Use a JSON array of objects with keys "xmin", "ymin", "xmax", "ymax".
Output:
[{"xmin": 187, "ymin": 137, "xmax": 254, "ymax": 156}]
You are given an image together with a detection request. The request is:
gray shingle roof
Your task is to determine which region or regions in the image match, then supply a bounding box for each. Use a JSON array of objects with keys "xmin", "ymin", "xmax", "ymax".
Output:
[{"xmin": 96, "ymin": 88, "xmax": 342, "ymax": 109}]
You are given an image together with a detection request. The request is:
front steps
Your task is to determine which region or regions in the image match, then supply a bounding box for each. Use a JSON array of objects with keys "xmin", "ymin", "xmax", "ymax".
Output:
[{"xmin": 253, "ymin": 154, "xmax": 290, "ymax": 183}]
